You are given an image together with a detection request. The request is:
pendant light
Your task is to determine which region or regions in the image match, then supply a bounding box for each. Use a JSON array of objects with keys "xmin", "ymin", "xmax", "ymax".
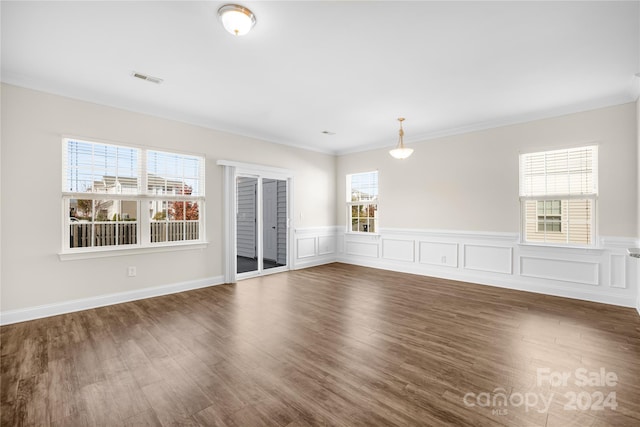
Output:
[
  {"xmin": 218, "ymin": 4, "xmax": 256, "ymax": 36},
  {"xmin": 389, "ymin": 118, "xmax": 413, "ymax": 159}
]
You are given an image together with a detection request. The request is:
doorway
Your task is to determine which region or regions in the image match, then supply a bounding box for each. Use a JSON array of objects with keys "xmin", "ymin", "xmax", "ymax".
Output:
[
  {"xmin": 233, "ymin": 174, "xmax": 289, "ymax": 278},
  {"xmin": 218, "ymin": 160, "xmax": 293, "ymax": 282}
]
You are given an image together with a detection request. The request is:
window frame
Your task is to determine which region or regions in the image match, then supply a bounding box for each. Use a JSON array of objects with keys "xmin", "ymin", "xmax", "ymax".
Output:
[
  {"xmin": 346, "ymin": 171, "xmax": 379, "ymax": 234},
  {"xmin": 61, "ymin": 137, "xmax": 206, "ymax": 256},
  {"xmin": 519, "ymin": 145, "xmax": 598, "ymax": 247},
  {"xmin": 536, "ymin": 199, "xmax": 562, "ymax": 233}
]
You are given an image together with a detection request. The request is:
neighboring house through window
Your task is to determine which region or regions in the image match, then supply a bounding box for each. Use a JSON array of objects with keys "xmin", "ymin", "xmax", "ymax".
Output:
[
  {"xmin": 519, "ymin": 145, "xmax": 597, "ymax": 246},
  {"xmin": 347, "ymin": 171, "xmax": 378, "ymax": 233},
  {"xmin": 63, "ymin": 138, "xmax": 205, "ymax": 252},
  {"xmin": 537, "ymin": 200, "xmax": 562, "ymax": 232}
]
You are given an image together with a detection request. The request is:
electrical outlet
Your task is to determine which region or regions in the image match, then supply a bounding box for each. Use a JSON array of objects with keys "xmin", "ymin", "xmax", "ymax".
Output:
[
  {"xmin": 127, "ymin": 266, "xmax": 137, "ymax": 277},
  {"xmin": 441, "ymin": 256, "xmax": 447, "ymax": 264}
]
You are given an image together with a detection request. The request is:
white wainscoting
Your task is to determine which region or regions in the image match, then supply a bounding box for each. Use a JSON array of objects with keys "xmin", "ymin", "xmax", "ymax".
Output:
[
  {"xmin": 381, "ymin": 238, "xmax": 415, "ymax": 262},
  {"xmin": 463, "ymin": 244, "xmax": 513, "ymax": 274},
  {"xmin": 293, "ymin": 227, "xmax": 340, "ymax": 269},
  {"xmin": 520, "ymin": 256, "xmax": 599, "ymax": 286},
  {"xmin": 337, "ymin": 228, "xmax": 639, "ymax": 308},
  {"xmin": 419, "ymin": 241, "xmax": 458, "ymax": 268},
  {"xmin": 296, "ymin": 237, "xmax": 317, "ymax": 259}
]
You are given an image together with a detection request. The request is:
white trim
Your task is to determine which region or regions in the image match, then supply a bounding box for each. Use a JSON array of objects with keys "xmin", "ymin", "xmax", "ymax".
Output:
[
  {"xmin": 59, "ymin": 241, "xmax": 208, "ymax": 260},
  {"xmin": 518, "ymin": 242, "xmax": 605, "ymax": 253},
  {"xmin": 295, "ymin": 225, "xmax": 341, "ymax": 235},
  {"xmin": 62, "ymin": 134, "xmax": 206, "ymax": 158},
  {"xmin": 519, "ymin": 256, "xmax": 600, "ymax": 286},
  {"xmin": 381, "ymin": 238, "xmax": 415, "ymax": 262},
  {"xmin": 463, "ymin": 244, "xmax": 513, "ymax": 274},
  {"xmin": 62, "ymin": 138, "xmax": 206, "ymax": 254},
  {"xmin": 600, "ymin": 236, "xmax": 640, "ymax": 249},
  {"xmin": 337, "ymin": 227, "xmax": 638, "ymax": 309},
  {"xmin": 296, "ymin": 237, "xmax": 317, "ymax": 259},
  {"xmin": 609, "ymin": 253, "xmax": 627, "ymax": 289},
  {"xmin": 0, "ymin": 275, "xmax": 224, "ymax": 325},
  {"xmin": 338, "ymin": 254, "xmax": 635, "ymax": 308},
  {"xmin": 335, "ymin": 97, "xmax": 635, "ymax": 156},
  {"xmin": 293, "ymin": 254, "xmax": 337, "ymax": 270},
  {"xmin": 216, "ymin": 160, "xmax": 293, "ymax": 178},
  {"xmin": 292, "ymin": 226, "xmax": 339, "ymax": 269},
  {"xmin": 218, "ymin": 161, "xmax": 294, "ymax": 282},
  {"xmin": 222, "ymin": 165, "xmax": 236, "ymax": 283},
  {"xmin": 379, "ymin": 228, "xmax": 518, "ymax": 242}
]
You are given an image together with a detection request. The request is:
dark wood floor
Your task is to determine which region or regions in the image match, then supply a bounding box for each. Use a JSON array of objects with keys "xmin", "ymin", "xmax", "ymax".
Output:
[{"xmin": 2, "ymin": 263, "xmax": 640, "ymax": 426}]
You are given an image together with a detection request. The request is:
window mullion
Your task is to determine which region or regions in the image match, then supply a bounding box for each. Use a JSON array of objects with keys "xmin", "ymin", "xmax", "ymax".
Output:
[
  {"xmin": 140, "ymin": 149, "xmax": 150, "ymax": 246},
  {"xmin": 63, "ymin": 138, "xmax": 205, "ymax": 253}
]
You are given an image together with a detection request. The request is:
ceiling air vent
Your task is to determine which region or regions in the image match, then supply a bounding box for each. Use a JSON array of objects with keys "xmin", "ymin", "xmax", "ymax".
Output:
[{"xmin": 132, "ymin": 72, "xmax": 163, "ymax": 84}]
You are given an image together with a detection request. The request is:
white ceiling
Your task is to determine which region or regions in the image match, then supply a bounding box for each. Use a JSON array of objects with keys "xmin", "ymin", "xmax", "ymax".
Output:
[{"xmin": 2, "ymin": 1, "xmax": 639, "ymax": 154}]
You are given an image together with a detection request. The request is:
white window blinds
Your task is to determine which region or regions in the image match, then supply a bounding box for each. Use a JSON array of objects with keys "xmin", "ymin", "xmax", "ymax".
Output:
[
  {"xmin": 519, "ymin": 146, "xmax": 598, "ymax": 197},
  {"xmin": 63, "ymin": 139, "xmax": 141, "ymax": 194},
  {"xmin": 147, "ymin": 150, "xmax": 205, "ymax": 197},
  {"xmin": 349, "ymin": 171, "xmax": 379, "ymax": 202}
]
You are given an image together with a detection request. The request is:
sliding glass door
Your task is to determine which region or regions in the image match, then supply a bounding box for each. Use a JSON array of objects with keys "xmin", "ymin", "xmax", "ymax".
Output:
[
  {"xmin": 236, "ymin": 176, "xmax": 288, "ymax": 277},
  {"xmin": 262, "ymin": 179, "xmax": 287, "ymax": 271}
]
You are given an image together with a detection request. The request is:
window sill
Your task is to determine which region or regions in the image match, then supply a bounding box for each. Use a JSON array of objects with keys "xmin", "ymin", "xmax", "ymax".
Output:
[
  {"xmin": 344, "ymin": 232, "xmax": 381, "ymax": 240},
  {"xmin": 58, "ymin": 241, "xmax": 209, "ymax": 261}
]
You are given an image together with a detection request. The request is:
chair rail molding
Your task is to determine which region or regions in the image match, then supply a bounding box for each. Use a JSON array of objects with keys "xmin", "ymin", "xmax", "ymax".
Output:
[{"xmin": 339, "ymin": 228, "xmax": 638, "ymax": 309}]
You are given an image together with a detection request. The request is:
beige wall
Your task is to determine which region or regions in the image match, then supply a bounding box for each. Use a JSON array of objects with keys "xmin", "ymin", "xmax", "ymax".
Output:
[
  {"xmin": 337, "ymin": 103, "xmax": 638, "ymax": 237},
  {"xmin": 0, "ymin": 84, "xmax": 336, "ymax": 312},
  {"xmin": 2, "ymin": 83, "xmax": 638, "ymax": 314}
]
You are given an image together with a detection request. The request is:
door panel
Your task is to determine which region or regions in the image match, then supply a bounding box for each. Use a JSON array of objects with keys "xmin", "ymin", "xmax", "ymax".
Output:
[
  {"xmin": 236, "ymin": 177, "xmax": 257, "ymax": 274},
  {"xmin": 263, "ymin": 179, "xmax": 287, "ymax": 271},
  {"xmin": 263, "ymin": 180, "xmax": 277, "ymax": 261}
]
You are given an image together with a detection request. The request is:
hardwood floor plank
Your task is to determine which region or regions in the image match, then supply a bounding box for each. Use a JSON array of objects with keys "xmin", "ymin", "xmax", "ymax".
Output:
[
  {"xmin": 121, "ymin": 409, "xmax": 163, "ymax": 427},
  {"xmin": 79, "ymin": 381, "xmax": 121, "ymax": 427},
  {"xmin": 141, "ymin": 380, "xmax": 200, "ymax": 427},
  {"xmin": 117, "ymin": 339, "xmax": 164, "ymax": 388},
  {"xmin": 102, "ymin": 356, "xmax": 151, "ymax": 420},
  {"xmin": 47, "ymin": 358, "xmax": 83, "ymax": 423},
  {"xmin": 14, "ymin": 373, "xmax": 50, "ymax": 426},
  {"xmin": 1, "ymin": 263, "xmax": 639, "ymax": 426}
]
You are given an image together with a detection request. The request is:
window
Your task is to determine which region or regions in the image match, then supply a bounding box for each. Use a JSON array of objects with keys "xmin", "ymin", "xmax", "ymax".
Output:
[
  {"xmin": 63, "ymin": 138, "xmax": 205, "ymax": 252},
  {"xmin": 347, "ymin": 171, "xmax": 378, "ymax": 233},
  {"xmin": 519, "ymin": 146, "xmax": 597, "ymax": 246},
  {"xmin": 537, "ymin": 200, "xmax": 562, "ymax": 232}
]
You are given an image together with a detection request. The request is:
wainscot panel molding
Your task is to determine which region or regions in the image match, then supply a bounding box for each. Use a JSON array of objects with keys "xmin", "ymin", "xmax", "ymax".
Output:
[
  {"xmin": 609, "ymin": 253, "xmax": 627, "ymax": 289},
  {"xmin": 337, "ymin": 228, "xmax": 638, "ymax": 308},
  {"xmin": 418, "ymin": 241, "xmax": 459, "ymax": 268},
  {"xmin": 0, "ymin": 276, "xmax": 224, "ymax": 325},
  {"xmin": 520, "ymin": 256, "xmax": 599, "ymax": 286},
  {"xmin": 293, "ymin": 226, "xmax": 340, "ymax": 270},
  {"xmin": 381, "ymin": 238, "xmax": 415, "ymax": 262},
  {"xmin": 463, "ymin": 244, "xmax": 513, "ymax": 275}
]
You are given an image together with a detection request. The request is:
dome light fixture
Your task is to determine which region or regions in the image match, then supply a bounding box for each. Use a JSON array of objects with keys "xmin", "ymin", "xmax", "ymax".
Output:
[
  {"xmin": 218, "ymin": 4, "xmax": 256, "ymax": 36},
  {"xmin": 389, "ymin": 117, "xmax": 414, "ymax": 159}
]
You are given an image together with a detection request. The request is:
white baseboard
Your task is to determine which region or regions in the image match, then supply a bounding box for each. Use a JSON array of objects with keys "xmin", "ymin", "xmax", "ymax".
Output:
[
  {"xmin": 338, "ymin": 228, "xmax": 639, "ymax": 310},
  {"xmin": 0, "ymin": 275, "xmax": 224, "ymax": 325},
  {"xmin": 4, "ymin": 227, "xmax": 637, "ymax": 324},
  {"xmin": 293, "ymin": 255, "xmax": 337, "ymax": 270},
  {"xmin": 337, "ymin": 256, "xmax": 635, "ymax": 308}
]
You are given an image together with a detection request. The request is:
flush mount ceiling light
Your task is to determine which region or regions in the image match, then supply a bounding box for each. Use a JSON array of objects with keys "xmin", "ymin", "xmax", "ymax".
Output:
[
  {"xmin": 389, "ymin": 117, "xmax": 414, "ymax": 159},
  {"xmin": 218, "ymin": 4, "xmax": 256, "ymax": 36}
]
